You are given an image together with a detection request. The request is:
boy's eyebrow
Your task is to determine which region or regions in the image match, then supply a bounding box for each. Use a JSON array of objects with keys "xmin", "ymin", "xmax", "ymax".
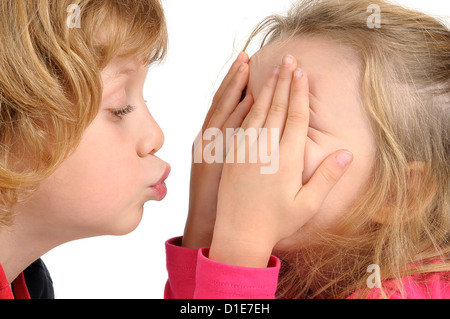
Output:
[{"xmin": 114, "ymin": 68, "xmax": 137, "ymax": 77}]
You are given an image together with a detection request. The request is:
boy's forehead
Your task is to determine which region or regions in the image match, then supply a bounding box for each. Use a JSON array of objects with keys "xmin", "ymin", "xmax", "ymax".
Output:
[
  {"xmin": 103, "ymin": 56, "xmax": 148, "ymax": 79},
  {"xmin": 111, "ymin": 56, "xmax": 142, "ymax": 72}
]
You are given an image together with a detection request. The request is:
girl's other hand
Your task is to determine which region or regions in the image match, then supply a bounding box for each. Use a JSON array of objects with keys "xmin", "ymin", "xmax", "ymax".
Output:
[
  {"xmin": 210, "ymin": 55, "xmax": 353, "ymax": 267},
  {"xmin": 182, "ymin": 52, "xmax": 253, "ymax": 249}
]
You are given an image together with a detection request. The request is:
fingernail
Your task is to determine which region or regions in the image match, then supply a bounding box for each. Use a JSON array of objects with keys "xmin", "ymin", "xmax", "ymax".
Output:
[
  {"xmin": 238, "ymin": 63, "xmax": 246, "ymax": 73},
  {"xmin": 236, "ymin": 52, "xmax": 244, "ymax": 63},
  {"xmin": 294, "ymin": 68, "xmax": 303, "ymax": 79},
  {"xmin": 273, "ymin": 66, "xmax": 280, "ymax": 76},
  {"xmin": 283, "ymin": 55, "xmax": 293, "ymax": 67},
  {"xmin": 336, "ymin": 151, "xmax": 353, "ymax": 168}
]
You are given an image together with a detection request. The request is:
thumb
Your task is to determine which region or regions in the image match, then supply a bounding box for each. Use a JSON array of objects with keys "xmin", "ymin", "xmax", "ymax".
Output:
[{"xmin": 295, "ymin": 150, "xmax": 353, "ymax": 211}]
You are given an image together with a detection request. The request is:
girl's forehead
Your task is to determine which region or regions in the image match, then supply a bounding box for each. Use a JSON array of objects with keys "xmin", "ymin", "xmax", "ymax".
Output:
[
  {"xmin": 249, "ymin": 36, "xmax": 359, "ymax": 77},
  {"xmin": 247, "ymin": 37, "xmax": 362, "ymax": 103}
]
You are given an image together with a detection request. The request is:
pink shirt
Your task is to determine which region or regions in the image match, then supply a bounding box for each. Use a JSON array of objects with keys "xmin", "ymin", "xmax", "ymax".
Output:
[
  {"xmin": 165, "ymin": 237, "xmax": 450, "ymax": 299},
  {"xmin": 164, "ymin": 237, "xmax": 279, "ymax": 298}
]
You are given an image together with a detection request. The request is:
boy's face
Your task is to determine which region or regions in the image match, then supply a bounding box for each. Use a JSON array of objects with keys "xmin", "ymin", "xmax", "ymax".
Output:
[
  {"xmin": 21, "ymin": 56, "xmax": 169, "ymax": 239},
  {"xmin": 246, "ymin": 36, "xmax": 377, "ymax": 249}
]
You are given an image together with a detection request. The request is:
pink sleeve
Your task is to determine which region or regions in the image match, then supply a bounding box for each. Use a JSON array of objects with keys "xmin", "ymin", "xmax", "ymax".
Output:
[
  {"xmin": 194, "ymin": 247, "xmax": 280, "ymax": 299},
  {"xmin": 164, "ymin": 237, "xmax": 198, "ymax": 299},
  {"xmin": 164, "ymin": 237, "xmax": 280, "ymax": 299}
]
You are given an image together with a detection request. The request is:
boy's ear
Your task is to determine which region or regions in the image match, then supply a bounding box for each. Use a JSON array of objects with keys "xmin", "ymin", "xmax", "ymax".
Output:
[{"xmin": 371, "ymin": 162, "xmax": 436, "ymax": 224}]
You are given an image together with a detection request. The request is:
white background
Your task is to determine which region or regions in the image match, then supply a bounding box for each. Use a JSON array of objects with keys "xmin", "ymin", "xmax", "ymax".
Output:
[{"xmin": 42, "ymin": 0, "xmax": 450, "ymax": 298}]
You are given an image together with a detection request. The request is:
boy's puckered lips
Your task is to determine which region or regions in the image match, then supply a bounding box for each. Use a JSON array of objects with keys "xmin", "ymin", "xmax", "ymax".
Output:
[
  {"xmin": 152, "ymin": 165, "xmax": 171, "ymax": 187},
  {"xmin": 149, "ymin": 165, "xmax": 171, "ymax": 200}
]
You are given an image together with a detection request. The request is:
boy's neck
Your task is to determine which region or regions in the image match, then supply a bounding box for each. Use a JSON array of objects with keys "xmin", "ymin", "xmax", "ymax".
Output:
[{"xmin": 0, "ymin": 207, "xmax": 62, "ymax": 284}]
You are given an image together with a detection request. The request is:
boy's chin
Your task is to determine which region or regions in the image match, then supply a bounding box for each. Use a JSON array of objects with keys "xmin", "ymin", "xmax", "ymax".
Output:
[{"xmin": 104, "ymin": 206, "xmax": 145, "ymax": 236}]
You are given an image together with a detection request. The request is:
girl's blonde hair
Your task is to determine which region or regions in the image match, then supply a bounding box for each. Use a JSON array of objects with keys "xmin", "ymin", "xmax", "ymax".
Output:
[
  {"xmin": 245, "ymin": 0, "xmax": 450, "ymax": 298},
  {"xmin": 0, "ymin": 0, "xmax": 167, "ymax": 227}
]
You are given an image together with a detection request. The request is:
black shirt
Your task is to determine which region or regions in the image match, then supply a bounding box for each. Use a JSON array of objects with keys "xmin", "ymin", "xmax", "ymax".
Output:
[{"xmin": 22, "ymin": 259, "xmax": 54, "ymax": 299}]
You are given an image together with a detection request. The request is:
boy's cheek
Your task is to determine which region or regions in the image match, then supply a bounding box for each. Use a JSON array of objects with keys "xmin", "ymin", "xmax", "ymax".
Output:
[{"xmin": 33, "ymin": 169, "xmax": 138, "ymax": 235}]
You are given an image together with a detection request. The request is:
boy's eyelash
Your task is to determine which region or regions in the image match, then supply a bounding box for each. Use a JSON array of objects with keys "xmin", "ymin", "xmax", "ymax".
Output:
[{"xmin": 110, "ymin": 104, "xmax": 137, "ymax": 119}]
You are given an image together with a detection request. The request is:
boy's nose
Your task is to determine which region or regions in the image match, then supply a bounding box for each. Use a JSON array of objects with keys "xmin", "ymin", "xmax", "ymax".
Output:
[{"xmin": 136, "ymin": 111, "xmax": 164, "ymax": 157}]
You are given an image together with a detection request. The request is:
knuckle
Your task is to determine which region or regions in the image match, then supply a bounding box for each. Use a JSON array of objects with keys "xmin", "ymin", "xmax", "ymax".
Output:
[
  {"xmin": 278, "ymin": 72, "xmax": 293, "ymax": 81},
  {"xmin": 319, "ymin": 166, "xmax": 339, "ymax": 184},
  {"xmin": 263, "ymin": 79, "xmax": 276, "ymax": 91},
  {"xmin": 286, "ymin": 111, "xmax": 308, "ymax": 125},
  {"xmin": 228, "ymin": 76, "xmax": 241, "ymax": 90},
  {"xmin": 213, "ymin": 106, "xmax": 225, "ymax": 117},
  {"xmin": 250, "ymin": 107, "xmax": 266, "ymax": 120},
  {"xmin": 270, "ymin": 101, "xmax": 287, "ymax": 114}
]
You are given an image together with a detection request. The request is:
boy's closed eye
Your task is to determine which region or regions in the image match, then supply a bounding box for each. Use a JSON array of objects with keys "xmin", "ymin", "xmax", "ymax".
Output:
[
  {"xmin": 108, "ymin": 100, "xmax": 148, "ymax": 120},
  {"xmin": 110, "ymin": 104, "xmax": 137, "ymax": 120}
]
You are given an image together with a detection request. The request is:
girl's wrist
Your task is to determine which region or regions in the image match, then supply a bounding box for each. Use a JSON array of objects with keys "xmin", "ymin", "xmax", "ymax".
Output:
[
  {"xmin": 182, "ymin": 216, "xmax": 214, "ymax": 249},
  {"xmin": 209, "ymin": 232, "xmax": 275, "ymax": 268}
]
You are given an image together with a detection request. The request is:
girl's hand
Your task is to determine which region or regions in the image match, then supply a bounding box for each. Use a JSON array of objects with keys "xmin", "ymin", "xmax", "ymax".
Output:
[
  {"xmin": 182, "ymin": 52, "xmax": 253, "ymax": 249},
  {"xmin": 210, "ymin": 55, "xmax": 353, "ymax": 267}
]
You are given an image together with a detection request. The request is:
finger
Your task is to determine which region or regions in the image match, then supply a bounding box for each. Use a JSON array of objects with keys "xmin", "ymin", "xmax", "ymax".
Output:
[
  {"xmin": 295, "ymin": 150, "xmax": 353, "ymax": 210},
  {"xmin": 221, "ymin": 94, "xmax": 254, "ymax": 156},
  {"xmin": 263, "ymin": 55, "xmax": 297, "ymax": 134},
  {"xmin": 280, "ymin": 69, "xmax": 310, "ymax": 161},
  {"xmin": 203, "ymin": 52, "xmax": 249, "ymax": 131},
  {"xmin": 206, "ymin": 63, "xmax": 250, "ymax": 130},
  {"xmin": 222, "ymin": 94, "xmax": 254, "ymax": 130},
  {"xmin": 241, "ymin": 65, "xmax": 280, "ymax": 130},
  {"xmin": 214, "ymin": 52, "xmax": 249, "ymax": 104}
]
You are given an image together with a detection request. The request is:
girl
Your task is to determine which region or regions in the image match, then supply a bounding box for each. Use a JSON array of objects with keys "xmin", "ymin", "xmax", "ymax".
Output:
[{"xmin": 166, "ymin": 0, "xmax": 450, "ymax": 298}]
